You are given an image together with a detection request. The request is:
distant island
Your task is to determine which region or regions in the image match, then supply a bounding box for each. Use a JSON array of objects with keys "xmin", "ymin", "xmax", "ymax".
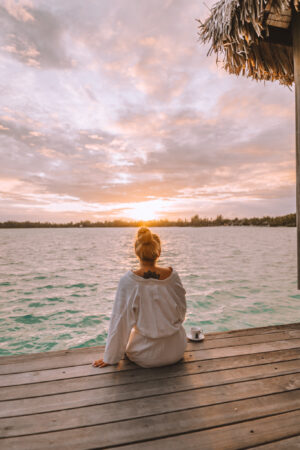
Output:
[{"xmin": 0, "ymin": 213, "xmax": 296, "ymax": 228}]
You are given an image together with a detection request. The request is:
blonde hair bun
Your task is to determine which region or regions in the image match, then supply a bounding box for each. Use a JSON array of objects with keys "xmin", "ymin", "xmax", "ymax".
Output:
[
  {"xmin": 135, "ymin": 227, "xmax": 161, "ymax": 261},
  {"xmin": 137, "ymin": 227, "xmax": 153, "ymax": 244}
]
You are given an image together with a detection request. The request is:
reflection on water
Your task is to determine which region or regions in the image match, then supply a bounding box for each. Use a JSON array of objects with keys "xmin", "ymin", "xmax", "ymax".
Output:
[{"xmin": 0, "ymin": 226, "xmax": 298, "ymax": 355}]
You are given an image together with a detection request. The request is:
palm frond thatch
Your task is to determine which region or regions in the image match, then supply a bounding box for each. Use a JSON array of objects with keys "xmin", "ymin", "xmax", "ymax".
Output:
[{"xmin": 198, "ymin": 0, "xmax": 300, "ymax": 86}]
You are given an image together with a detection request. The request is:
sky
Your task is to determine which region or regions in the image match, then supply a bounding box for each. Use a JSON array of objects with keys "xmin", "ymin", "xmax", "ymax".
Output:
[{"xmin": 0, "ymin": 0, "xmax": 296, "ymax": 222}]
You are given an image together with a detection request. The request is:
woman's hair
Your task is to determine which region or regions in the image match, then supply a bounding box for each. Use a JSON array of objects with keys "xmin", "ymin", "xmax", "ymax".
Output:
[{"xmin": 134, "ymin": 227, "xmax": 161, "ymax": 262}]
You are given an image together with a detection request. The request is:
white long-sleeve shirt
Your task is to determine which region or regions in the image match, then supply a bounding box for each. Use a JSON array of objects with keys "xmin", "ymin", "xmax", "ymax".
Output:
[{"xmin": 102, "ymin": 268, "xmax": 187, "ymax": 365}]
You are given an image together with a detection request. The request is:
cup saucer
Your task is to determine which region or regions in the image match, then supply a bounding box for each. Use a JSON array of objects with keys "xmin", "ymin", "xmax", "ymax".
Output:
[{"xmin": 187, "ymin": 332, "xmax": 205, "ymax": 342}]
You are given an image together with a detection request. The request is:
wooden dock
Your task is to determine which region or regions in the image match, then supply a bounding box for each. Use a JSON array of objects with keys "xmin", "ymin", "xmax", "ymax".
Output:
[{"xmin": 0, "ymin": 323, "xmax": 300, "ymax": 449}]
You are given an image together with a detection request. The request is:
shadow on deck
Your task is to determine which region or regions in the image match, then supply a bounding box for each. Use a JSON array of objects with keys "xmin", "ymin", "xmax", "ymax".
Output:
[{"xmin": 0, "ymin": 322, "xmax": 300, "ymax": 449}]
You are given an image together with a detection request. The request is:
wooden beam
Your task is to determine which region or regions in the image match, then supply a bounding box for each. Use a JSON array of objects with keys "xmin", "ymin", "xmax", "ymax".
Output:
[
  {"xmin": 266, "ymin": 10, "xmax": 292, "ymax": 30},
  {"xmin": 265, "ymin": 2, "xmax": 292, "ymax": 29},
  {"xmin": 292, "ymin": 11, "xmax": 300, "ymax": 289},
  {"xmin": 266, "ymin": 19, "xmax": 291, "ymax": 29}
]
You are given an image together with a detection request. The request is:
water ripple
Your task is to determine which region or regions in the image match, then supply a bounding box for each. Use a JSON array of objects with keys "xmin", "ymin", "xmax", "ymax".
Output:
[{"xmin": 0, "ymin": 227, "xmax": 299, "ymax": 356}]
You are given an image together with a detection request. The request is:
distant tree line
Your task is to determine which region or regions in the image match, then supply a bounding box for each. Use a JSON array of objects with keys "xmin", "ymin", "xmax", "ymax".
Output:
[{"xmin": 0, "ymin": 213, "xmax": 296, "ymax": 228}]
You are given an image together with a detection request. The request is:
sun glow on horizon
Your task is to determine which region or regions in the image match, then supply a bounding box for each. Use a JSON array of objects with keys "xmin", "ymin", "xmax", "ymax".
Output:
[{"xmin": 123, "ymin": 199, "xmax": 169, "ymax": 221}]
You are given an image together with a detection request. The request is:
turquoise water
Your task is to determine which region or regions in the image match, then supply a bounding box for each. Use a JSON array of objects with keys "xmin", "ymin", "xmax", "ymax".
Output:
[{"xmin": 0, "ymin": 227, "xmax": 299, "ymax": 356}]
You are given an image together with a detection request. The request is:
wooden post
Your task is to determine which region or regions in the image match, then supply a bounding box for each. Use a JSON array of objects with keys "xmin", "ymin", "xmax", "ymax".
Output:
[{"xmin": 293, "ymin": 11, "xmax": 300, "ymax": 289}]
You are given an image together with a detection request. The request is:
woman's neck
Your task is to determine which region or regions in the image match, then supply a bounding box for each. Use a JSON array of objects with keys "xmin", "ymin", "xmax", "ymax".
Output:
[{"xmin": 139, "ymin": 260, "xmax": 157, "ymax": 270}]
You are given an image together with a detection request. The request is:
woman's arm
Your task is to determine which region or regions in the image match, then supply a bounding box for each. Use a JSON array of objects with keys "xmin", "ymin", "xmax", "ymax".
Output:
[{"xmin": 93, "ymin": 280, "xmax": 137, "ymax": 367}]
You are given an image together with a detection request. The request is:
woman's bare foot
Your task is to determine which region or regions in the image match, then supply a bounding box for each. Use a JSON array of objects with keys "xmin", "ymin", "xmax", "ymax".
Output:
[{"xmin": 92, "ymin": 358, "xmax": 110, "ymax": 367}]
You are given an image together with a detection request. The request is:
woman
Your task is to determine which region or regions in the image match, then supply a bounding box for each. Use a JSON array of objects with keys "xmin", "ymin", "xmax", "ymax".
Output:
[{"xmin": 92, "ymin": 226, "xmax": 187, "ymax": 369}]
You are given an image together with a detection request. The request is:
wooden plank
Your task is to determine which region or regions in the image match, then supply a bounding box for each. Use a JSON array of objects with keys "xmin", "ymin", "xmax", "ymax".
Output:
[
  {"xmin": 1, "ymin": 348, "xmax": 299, "ymax": 401},
  {"xmin": 1, "ymin": 359, "xmax": 300, "ymax": 418},
  {"xmin": 0, "ymin": 373, "xmax": 299, "ymax": 438},
  {"xmin": 1, "ymin": 392, "xmax": 300, "ymax": 450},
  {"xmin": 248, "ymin": 435, "xmax": 300, "ymax": 449},
  {"xmin": 183, "ymin": 338, "xmax": 300, "ymax": 364},
  {"xmin": 120, "ymin": 410, "xmax": 300, "ymax": 450},
  {"xmin": 186, "ymin": 330, "xmax": 300, "ymax": 351},
  {"xmin": 268, "ymin": 12, "xmax": 292, "ymax": 19},
  {"xmin": 0, "ymin": 346, "xmax": 104, "ymax": 366},
  {"xmin": 266, "ymin": 3, "xmax": 292, "ymax": 28},
  {"xmin": 267, "ymin": 12, "xmax": 292, "ymax": 29},
  {"xmin": 0, "ymin": 349, "xmax": 102, "ymax": 374},
  {"xmin": 266, "ymin": 19, "xmax": 291, "ymax": 29},
  {"xmin": 202, "ymin": 322, "xmax": 300, "ymax": 339},
  {"xmin": 293, "ymin": 11, "xmax": 300, "ymax": 289},
  {"xmin": 1, "ymin": 330, "xmax": 299, "ymax": 376},
  {"xmin": 269, "ymin": 4, "xmax": 292, "ymax": 16},
  {"xmin": 1, "ymin": 338, "xmax": 299, "ymax": 387},
  {"xmin": 1, "ymin": 323, "xmax": 299, "ymax": 366}
]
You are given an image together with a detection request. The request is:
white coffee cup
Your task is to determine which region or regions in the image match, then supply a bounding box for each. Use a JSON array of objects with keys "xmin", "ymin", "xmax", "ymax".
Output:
[{"xmin": 191, "ymin": 326, "xmax": 203, "ymax": 340}]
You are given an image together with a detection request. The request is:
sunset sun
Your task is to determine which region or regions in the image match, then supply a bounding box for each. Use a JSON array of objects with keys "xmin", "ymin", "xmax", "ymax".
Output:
[{"xmin": 124, "ymin": 200, "xmax": 166, "ymax": 221}]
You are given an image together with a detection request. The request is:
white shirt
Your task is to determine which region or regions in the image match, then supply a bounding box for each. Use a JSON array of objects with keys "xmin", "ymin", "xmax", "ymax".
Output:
[{"xmin": 103, "ymin": 268, "xmax": 187, "ymax": 365}]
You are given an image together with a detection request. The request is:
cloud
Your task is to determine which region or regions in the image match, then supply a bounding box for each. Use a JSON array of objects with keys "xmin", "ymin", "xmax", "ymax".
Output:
[
  {"xmin": 3, "ymin": 0, "xmax": 34, "ymax": 22},
  {"xmin": 0, "ymin": 2, "xmax": 72, "ymax": 68},
  {"xmin": 0, "ymin": 0, "xmax": 296, "ymax": 221}
]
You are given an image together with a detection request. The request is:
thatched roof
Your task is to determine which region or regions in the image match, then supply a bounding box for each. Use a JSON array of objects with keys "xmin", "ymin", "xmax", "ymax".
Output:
[{"xmin": 198, "ymin": 0, "xmax": 300, "ymax": 86}]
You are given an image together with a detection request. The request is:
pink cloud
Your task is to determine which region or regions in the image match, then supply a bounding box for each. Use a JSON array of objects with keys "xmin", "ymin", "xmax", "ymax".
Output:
[{"xmin": 4, "ymin": 0, "xmax": 34, "ymax": 22}]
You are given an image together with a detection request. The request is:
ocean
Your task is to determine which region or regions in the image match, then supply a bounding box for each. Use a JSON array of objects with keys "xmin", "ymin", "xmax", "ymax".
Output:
[{"xmin": 1, "ymin": 226, "xmax": 299, "ymax": 356}]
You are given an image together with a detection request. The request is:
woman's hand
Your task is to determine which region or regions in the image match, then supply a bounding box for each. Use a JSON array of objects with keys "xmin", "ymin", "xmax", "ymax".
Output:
[{"xmin": 92, "ymin": 358, "xmax": 110, "ymax": 368}]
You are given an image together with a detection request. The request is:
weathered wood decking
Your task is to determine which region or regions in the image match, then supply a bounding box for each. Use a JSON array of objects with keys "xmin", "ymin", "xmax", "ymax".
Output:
[{"xmin": 0, "ymin": 323, "xmax": 300, "ymax": 449}]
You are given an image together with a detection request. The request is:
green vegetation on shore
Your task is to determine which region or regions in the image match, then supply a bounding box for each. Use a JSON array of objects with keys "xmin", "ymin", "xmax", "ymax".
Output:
[{"xmin": 0, "ymin": 213, "xmax": 296, "ymax": 228}]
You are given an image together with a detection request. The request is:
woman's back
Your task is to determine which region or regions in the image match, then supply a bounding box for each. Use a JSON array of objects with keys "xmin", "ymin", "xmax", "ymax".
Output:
[{"xmin": 124, "ymin": 267, "xmax": 186, "ymax": 339}]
